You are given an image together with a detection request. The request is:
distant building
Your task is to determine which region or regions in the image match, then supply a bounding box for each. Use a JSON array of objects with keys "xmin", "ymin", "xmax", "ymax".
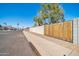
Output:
[
  {"xmin": 25, "ymin": 27, "xmax": 30, "ymax": 31},
  {"xmin": 0, "ymin": 25, "xmax": 17, "ymax": 30}
]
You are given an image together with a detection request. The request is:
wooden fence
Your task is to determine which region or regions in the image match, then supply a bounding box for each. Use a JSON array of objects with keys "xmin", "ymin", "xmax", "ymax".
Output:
[{"xmin": 44, "ymin": 21, "xmax": 72, "ymax": 42}]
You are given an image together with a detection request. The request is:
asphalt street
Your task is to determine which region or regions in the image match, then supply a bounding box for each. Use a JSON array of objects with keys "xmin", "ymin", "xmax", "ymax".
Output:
[{"xmin": 0, "ymin": 30, "xmax": 36, "ymax": 56}]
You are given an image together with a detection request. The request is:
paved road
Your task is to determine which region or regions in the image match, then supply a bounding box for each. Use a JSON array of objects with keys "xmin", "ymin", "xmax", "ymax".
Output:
[{"xmin": 0, "ymin": 30, "xmax": 36, "ymax": 56}]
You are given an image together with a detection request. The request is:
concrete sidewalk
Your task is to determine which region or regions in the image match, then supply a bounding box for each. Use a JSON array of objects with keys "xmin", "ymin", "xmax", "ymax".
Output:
[{"xmin": 23, "ymin": 30, "xmax": 79, "ymax": 56}]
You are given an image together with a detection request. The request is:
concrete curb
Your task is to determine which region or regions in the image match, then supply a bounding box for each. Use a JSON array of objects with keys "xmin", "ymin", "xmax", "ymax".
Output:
[
  {"xmin": 23, "ymin": 30, "xmax": 79, "ymax": 56},
  {"xmin": 29, "ymin": 42, "xmax": 41, "ymax": 56}
]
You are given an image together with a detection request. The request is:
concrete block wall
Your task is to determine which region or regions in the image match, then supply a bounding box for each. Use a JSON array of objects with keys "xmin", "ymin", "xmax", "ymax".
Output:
[
  {"xmin": 73, "ymin": 18, "xmax": 79, "ymax": 46},
  {"xmin": 29, "ymin": 25, "xmax": 44, "ymax": 35}
]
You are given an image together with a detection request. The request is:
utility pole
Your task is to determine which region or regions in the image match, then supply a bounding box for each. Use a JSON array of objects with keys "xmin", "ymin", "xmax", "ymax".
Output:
[{"xmin": 17, "ymin": 23, "xmax": 19, "ymax": 30}]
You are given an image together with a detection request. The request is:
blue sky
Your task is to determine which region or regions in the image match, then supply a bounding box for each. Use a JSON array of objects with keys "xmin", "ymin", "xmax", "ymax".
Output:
[
  {"xmin": 0, "ymin": 3, "xmax": 79, "ymax": 28},
  {"xmin": 61, "ymin": 3, "xmax": 79, "ymax": 20}
]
